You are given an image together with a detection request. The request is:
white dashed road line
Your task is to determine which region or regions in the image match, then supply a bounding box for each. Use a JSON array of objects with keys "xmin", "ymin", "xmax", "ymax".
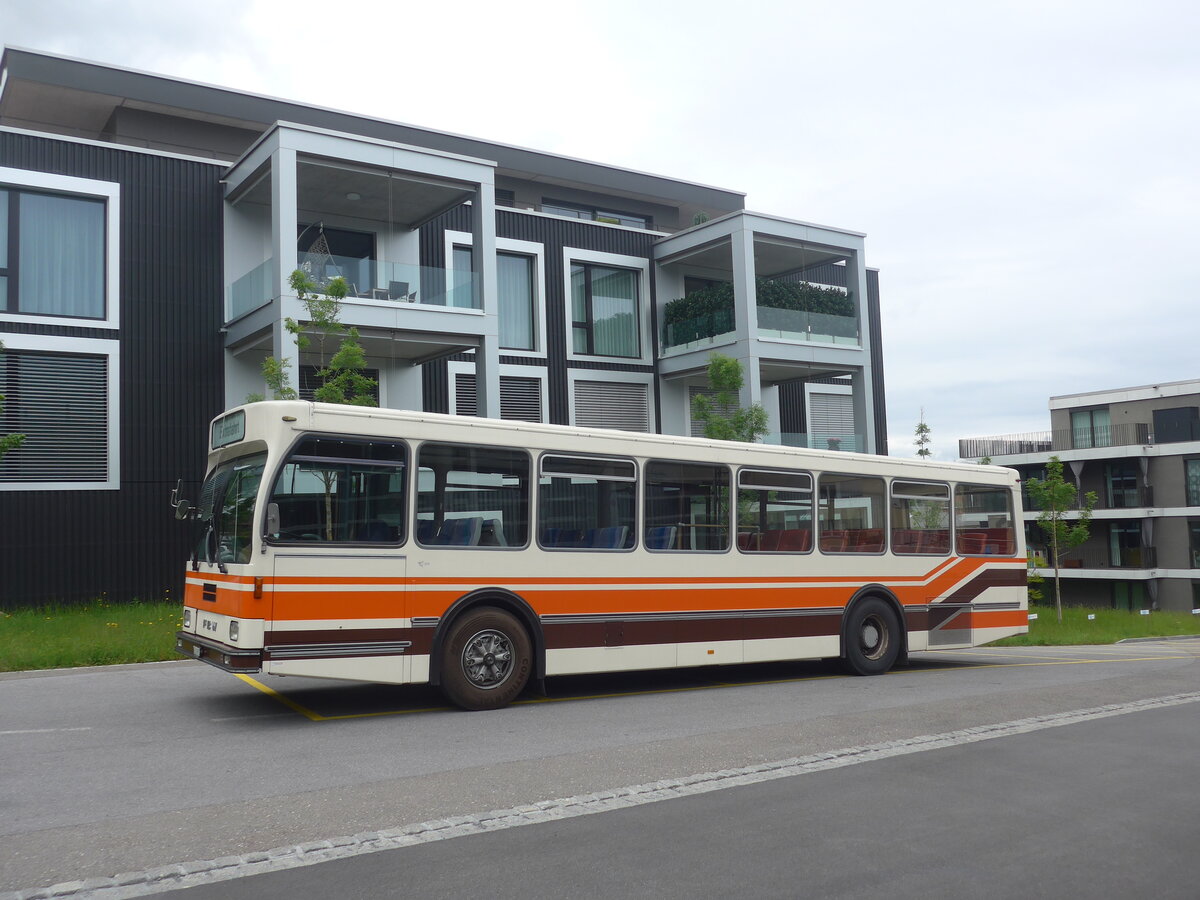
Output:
[{"xmin": 8, "ymin": 691, "xmax": 1200, "ymax": 900}]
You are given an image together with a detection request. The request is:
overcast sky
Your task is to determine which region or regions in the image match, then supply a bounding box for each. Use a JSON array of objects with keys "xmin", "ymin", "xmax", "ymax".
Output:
[{"xmin": 2, "ymin": 0, "xmax": 1197, "ymax": 459}]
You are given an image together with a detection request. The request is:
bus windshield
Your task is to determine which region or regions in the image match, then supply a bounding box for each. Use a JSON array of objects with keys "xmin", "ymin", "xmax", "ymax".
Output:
[{"xmin": 197, "ymin": 452, "xmax": 267, "ymax": 565}]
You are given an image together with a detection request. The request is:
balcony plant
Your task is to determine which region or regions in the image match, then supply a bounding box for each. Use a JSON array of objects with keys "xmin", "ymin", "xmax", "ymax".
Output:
[{"xmin": 662, "ymin": 279, "xmax": 853, "ymax": 347}]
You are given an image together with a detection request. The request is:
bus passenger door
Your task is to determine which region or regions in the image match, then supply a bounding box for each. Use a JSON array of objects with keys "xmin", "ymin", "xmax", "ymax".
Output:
[
  {"xmin": 267, "ymin": 551, "xmax": 409, "ymax": 684},
  {"xmin": 263, "ymin": 443, "xmax": 411, "ymax": 683}
]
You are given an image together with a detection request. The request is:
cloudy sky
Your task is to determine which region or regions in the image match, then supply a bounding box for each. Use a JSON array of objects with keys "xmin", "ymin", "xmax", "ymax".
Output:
[{"xmin": 2, "ymin": 0, "xmax": 1196, "ymax": 459}]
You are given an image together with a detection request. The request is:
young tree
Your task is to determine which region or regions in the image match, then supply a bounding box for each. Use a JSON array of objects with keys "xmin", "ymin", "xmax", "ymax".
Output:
[
  {"xmin": 914, "ymin": 408, "xmax": 932, "ymax": 459},
  {"xmin": 1025, "ymin": 455, "xmax": 1097, "ymax": 624},
  {"xmin": 690, "ymin": 353, "xmax": 769, "ymax": 443},
  {"xmin": 250, "ymin": 271, "xmax": 377, "ymax": 406},
  {"xmin": 0, "ymin": 341, "xmax": 25, "ymax": 461}
]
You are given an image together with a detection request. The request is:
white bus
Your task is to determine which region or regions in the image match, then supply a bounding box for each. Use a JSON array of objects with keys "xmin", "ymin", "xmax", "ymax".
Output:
[{"xmin": 175, "ymin": 401, "xmax": 1027, "ymax": 710}]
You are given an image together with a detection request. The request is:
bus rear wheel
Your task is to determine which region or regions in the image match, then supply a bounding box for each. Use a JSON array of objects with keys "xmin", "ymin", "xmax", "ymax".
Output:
[
  {"xmin": 841, "ymin": 597, "xmax": 901, "ymax": 676},
  {"xmin": 440, "ymin": 607, "xmax": 532, "ymax": 711}
]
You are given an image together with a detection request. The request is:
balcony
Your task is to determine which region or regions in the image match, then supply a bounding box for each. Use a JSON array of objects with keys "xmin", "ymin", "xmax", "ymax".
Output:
[
  {"xmin": 660, "ymin": 280, "xmax": 859, "ymax": 353},
  {"xmin": 1023, "ymin": 485, "xmax": 1154, "ymax": 512},
  {"xmin": 222, "ymin": 122, "xmax": 499, "ymax": 372},
  {"xmin": 960, "ymin": 422, "xmax": 1152, "ymax": 458},
  {"xmin": 1043, "ymin": 546, "xmax": 1158, "ymax": 570}
]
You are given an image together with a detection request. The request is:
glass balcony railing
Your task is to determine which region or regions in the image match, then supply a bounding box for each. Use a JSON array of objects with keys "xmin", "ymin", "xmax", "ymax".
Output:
[
  {"xmin": 661, "ymin": 309, "xmax": 736, "ymax": 351},
  {"xmin": 228, "ymin": 258, "xmax": 274, "ymax": 321},
  {"xmin": 756, "ymin": 307, "xmax": 859, "ymax": 344},
  {"xmin": 762, "ymin": 432, "xmax": 864, "ymax": 453},
  {"xmin": 660, "ymin": 307, "xmax": 859, "ymax": 352},
  {"xmin": 297, "ymin": 255, "xmax": 478, "ymax": 309}
]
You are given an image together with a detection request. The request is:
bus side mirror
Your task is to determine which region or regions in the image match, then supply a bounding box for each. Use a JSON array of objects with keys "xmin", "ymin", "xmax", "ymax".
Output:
[
  {"xmin": 265, "ymin": 502, "xmax": 280, "ymax": 537},
  {"xmin": 174, "ymin": 499, "xmax": 191, "ymax": 520}
]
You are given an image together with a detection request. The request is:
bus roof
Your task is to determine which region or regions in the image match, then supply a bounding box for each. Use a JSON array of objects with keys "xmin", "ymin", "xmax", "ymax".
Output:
[{"xmin": 214, "ymin": 401, "xmax": 1018, "ymax": 484}]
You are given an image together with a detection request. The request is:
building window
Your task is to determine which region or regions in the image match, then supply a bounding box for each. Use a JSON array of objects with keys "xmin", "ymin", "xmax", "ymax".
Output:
[
  {"xmin": 453, "ymin": 372, "xmax": 545, "ymax": 422},
  {"xmin": 453, "ymin": 247, "xmax": 536, "ymax": 351},
  {"xmin": 1, "ymin": 188, "xmax": 106, "ymax": 320},
  {"xmin": 0, "ymin": 340, "xmax": 118, "ymax": 490},
  {"xmin": 571, "ymin": 263, "xmax": 640, "ymax": 358},
  {"xmin": 1105, "ymin": 461, "xmax": 1139, "ymax": 508},
  {"xmin": 1152, "ymin": 407, "xmax": 1200, "ymax": 444},
  {"xmin": 1189, "ymin": 521, "xmax": 1200, "ymax": 569},
  {"xmin": 1071, "ymin": 407, "xmax": 1111, "ymax": 449},
  {"xmin": 541, "ymin": 198, "xmax": 650, "ymax": 229},
  {"xmin": 1186, "ymin": 460, "xmax": 1200, "ymax": 507},
  {"xmin": 572, "ymin": 378, "xmax": 650, "ymax": 432}
]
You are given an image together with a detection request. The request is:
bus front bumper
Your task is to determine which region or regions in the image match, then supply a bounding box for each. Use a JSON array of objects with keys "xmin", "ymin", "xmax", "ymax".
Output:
[{"xmin": 175, "ymin": 631, "xmax": 262, "ymax": 673}]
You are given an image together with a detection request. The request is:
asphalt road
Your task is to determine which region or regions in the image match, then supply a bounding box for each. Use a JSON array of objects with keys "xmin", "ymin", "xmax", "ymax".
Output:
[{"xmin": 2, "ymin": 640, "xmax": 1199, "ymax": 896}]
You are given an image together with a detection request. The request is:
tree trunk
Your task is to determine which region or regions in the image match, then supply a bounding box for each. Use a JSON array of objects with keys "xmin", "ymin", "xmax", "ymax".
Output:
[{"xmin": 1052, "ymin": 530, "xmax": 1062, "ymax": 624}]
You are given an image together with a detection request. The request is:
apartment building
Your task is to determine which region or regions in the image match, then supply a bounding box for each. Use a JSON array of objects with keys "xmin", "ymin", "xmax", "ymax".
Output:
[
  {"xmin": 0, "ymin": 48, "xmax": 887, "ymax": 605},
  {"xmin": 959, "ymin": 380, "xmax": 1200, "ymax": 612}
]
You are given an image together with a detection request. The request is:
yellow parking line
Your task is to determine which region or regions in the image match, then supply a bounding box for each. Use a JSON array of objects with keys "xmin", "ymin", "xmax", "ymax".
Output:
[{"xmin": 234, "ymin": 654, "xmax": 1189, "ymax": 722}]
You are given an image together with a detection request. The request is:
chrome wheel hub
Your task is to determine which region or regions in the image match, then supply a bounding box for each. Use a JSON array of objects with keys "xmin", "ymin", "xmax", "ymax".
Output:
[{"xmin": 462, "ymin": 629, "xmax": 514, "ymax": 690}]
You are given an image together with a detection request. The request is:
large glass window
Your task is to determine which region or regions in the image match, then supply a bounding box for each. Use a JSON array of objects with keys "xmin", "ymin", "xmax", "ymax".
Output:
[
  {"xmin": 954, "ymin": 484, "xmax": 1016, "ymax": 556},
  {"xmin": 737, "ymin": 469, "xmax": 812, "ymax": 553},
  {"xmin": 571, "ymin": 263, "xmax": 640, "ymax": 358},
  {"xmin": 1185, "ymin": 460, "xmax": 1200, "ymax": 507},
  {"xmin": 416, "ymin": 443, "xmax": 529, "ymax": 547},
  {"xmin": 818, "ymin": 474, "xmax": 886, "ymax": 553},
  {"xmin": 890, "ymin": 481, "xmax": 950, "ymax": 555},
  {"xmin": 538, "ymin": 455, "xmax": 636, "ymax": 550},
  {"xmin": 1, "ymin": 188, "xmax": 106, "ymax": 319},
  {"xmin": 644, "ymin": 460, "xmax": 730, "ymax": 551},
  {"xmin": 541, "ymin": 198, "xmax": 650, "ymax": 229},
  {"xmin": 269, "ymin": 438, "xmax": 406, "ymax": 544},
  {"xmin": 1152, "ymin": 407, "xmax": 1200, "ymax": 444},
  {"xmin": 1105, "ymin": 461, "xmax": 1139, "ymax": 508},
  {"xmin": 1071, "ymin": 408, "xmax": 1111, "ymax": 449},
  {"xmin": 453, "ymin": 247, "xmax": 536, "ymax": 350}
]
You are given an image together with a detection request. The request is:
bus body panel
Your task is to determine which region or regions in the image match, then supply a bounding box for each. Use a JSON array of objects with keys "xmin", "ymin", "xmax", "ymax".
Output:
[{"xmin": 178, "ymin": 401, "xmax": 1029, "ymax": 693}]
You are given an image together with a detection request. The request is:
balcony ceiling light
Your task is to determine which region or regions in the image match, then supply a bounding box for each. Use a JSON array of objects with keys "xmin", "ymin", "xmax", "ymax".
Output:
[{"xmin": 345, "ymin": 191, "xmax": 361, "ymax": 201}]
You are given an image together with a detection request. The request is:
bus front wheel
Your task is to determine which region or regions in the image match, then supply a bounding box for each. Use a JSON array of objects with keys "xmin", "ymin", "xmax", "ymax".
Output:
[
  {"xmin": 841, "ymin": 597, "xmax": 901, "ymax": 676},
  {"xmin": 440, "ymin": 607, "xmax": 532, "ymax": 711}
]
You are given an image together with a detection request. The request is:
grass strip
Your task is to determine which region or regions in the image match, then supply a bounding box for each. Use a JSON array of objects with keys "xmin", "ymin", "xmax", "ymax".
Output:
[
  {"xmin": 0, "ymin": 599, "xmax": 181, "ymax": 672},
  {"xmin": 2, "ymin": 600, "xmax": 1198, "ymax": 672},
  {"xmin": 993, "ymin": 604, "xmax": 1200, "ymax": 646}
]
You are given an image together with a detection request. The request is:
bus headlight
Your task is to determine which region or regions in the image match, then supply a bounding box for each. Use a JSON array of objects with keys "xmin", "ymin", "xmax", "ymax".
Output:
[
  {"xmin": 229, "ymin": 620, "xmax": 240, "ymax": 642},
  {"xmin": 183, "ymin": 609, "xmax": 192, "ymax": 628}
]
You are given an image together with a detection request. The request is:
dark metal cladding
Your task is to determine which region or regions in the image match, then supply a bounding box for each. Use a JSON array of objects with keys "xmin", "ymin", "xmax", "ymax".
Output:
[
  {"xmin": 0, "ymin": 131, "xmax": 225, "ymax": 608},
  {"xmin": 419, "ymin": 207, "xmax": 658, "ymax": 427}
]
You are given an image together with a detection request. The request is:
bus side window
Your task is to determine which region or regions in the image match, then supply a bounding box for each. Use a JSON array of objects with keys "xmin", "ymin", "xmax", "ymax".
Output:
[
  {"xmin": 416, "ymin": 443, "xmax": 530, "ymax": 548},
  {"xmin": 645, "ymin": 460, "xmax": 730, "ymax": 552},
  {"xmin": 818, "ymin": 474, "xmax": 886, "ymax": 553},
  {"xmin": 890, "ymin": 480, "xmax": 950, "ymax": 555},
  {"xmin": 269, "ymin": 437, "xmax": 406, "ymax": 544},
  {"xmin": 538, "ymin": 455, "xmax": 636, "ymax": 550},
  {"xmin": 954, "ymin": 484, "xmax": 1017, "ymax": 555},
  {"xmin": 737, "ymin": 469, "xmax": 813, "ymax": 553}
]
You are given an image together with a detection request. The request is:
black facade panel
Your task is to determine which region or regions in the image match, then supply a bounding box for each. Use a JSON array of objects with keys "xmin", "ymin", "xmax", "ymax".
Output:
[
  {"xmin": 0, "ymin": 133, "xmax": 225, "ymax": 607},
  {"xmin": 866, "ymin": 269, "xmax": 887, "ymax": 455},
  {"xmin": 419, "ymin": 208, "xmax": 657, "ymax": 425}
]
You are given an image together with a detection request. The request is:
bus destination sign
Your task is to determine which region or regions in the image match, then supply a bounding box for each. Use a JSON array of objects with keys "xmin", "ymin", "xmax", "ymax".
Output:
[{"xmin": 211, "ymin": 410, "xmax": 246, "ymax": 449}]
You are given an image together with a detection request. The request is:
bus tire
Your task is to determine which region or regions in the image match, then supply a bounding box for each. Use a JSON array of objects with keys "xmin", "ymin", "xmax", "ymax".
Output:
[
  {"xmin": 841, "ymin": 597, "xmax": 901, "ymax": 676},
  {"xmin": 440, "ymin": 607, "xmax": 532, "ymax": 711}
]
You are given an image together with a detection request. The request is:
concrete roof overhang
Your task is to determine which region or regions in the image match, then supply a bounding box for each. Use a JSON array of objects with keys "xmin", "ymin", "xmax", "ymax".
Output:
[
  {"xmin": 653, "ymin": 210, "xmax": 866, "ymax": 277},
  {"xmin": 0, "ymin": 47, "xmax": 747, "ymax": 218}
]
